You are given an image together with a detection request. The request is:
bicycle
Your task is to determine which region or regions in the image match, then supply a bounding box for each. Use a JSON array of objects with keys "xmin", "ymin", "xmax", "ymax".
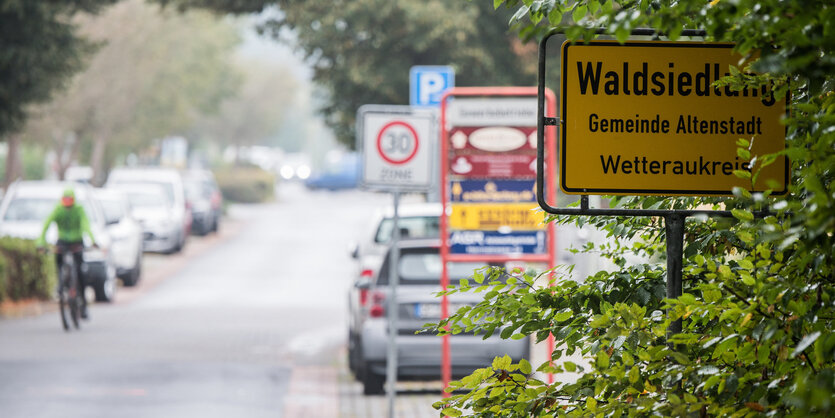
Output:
[{"xmin": 54, "ymin": 242, "xmax": 86, "ymax": 331}]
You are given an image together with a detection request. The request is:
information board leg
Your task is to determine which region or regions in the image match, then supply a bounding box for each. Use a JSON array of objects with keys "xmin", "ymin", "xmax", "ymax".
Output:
[
  {"xmin": 665, "ymin": 214, "xmax": 685, "ymax": 340},
  {"xmin": 441, "ymin": 271, "xmax": 451, "ymax": 396}
]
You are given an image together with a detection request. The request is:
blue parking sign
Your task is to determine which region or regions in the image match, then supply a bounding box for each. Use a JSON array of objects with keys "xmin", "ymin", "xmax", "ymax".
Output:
[{"xmin": 410, "ymin": 66, "xmax": 455, "ymax": 107}]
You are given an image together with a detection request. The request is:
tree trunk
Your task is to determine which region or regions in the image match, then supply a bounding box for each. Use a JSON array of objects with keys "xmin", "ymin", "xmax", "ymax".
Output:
[
  {"xmin": 90, "ymin": 134, "xmax": 107, "ymax": 186},
  {"xmin": 4, "ymin": 133, "xmax": 23, "ymax": 188}
]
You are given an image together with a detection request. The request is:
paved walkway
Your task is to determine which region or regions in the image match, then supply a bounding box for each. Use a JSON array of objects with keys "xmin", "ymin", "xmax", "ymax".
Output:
[
  {"xmin": 337, "ymin": 367, "xmax": 440, "ymax": 418},
  {"xmin": 282, "ymin": 349, "xmax": 440, "ymax": 418}
]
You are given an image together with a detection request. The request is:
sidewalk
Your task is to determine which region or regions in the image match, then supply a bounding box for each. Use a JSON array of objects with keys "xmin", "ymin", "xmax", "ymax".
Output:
[
  {"xmin": 337, "ymin": 364, "xmax": 440, "ymax": 418},
  {"xmin": 281, "ymin": 347, "xmax": 441, "ymax": 418}
]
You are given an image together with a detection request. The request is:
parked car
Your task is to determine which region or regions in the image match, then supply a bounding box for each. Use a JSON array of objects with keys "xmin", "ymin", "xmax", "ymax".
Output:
[
  {"xmin": 0, "ymin": 181, "xmax": 117, "ymax": 302},
  {"xmin": 349, "ymin": 202, "xmax": 441, "ymax": 275},
  {"xmin": 350, "ymin": 239, "xmax": 530, "ymax": 395},
  {"xmin": 109, "ymin": 183, "xmax": 180, "ymax": 254},
  {"xmin": 93, "ymin": 188, "xmax": 144, "ymax": 286},
  {"xmin": 347, "ymin": 202, "xmax": 442, "ymax": 376},
  {"xmin": 183, "ymin": 169, "xmax": 222, "ymax": 235},
  {"xmin": 106, "ymin": 167, "xmax": 190, "ymax": 253},
  {"xmin": 304, "ymin": 152, "xmax": 360, "ymax": 191}
]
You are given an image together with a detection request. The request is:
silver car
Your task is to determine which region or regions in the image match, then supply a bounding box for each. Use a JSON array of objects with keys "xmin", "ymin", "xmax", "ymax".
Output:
[
  {"xmin": 347, "ymin": 203, "xmax": 441, "ymax": 375},
  {"xmin": 0, "ymin": 181, "xmax": 117, "ymax": 302},
  {"xmin": 94, "ymin": 188, "xmax": 144, "ymax": 286},
  {"xmin": 353, "ymin": 239, "xmax": 530, "ymax": 394},
  {"xmin": 106, "ymin": 167, "xmax": 190, "ymax": 253},
  {"xmin": 109, "ymin": 183, "xmax": 180, "ymax": 254},
  {"xmin": 183, "ymin": 169, "xmax": 222, "ymax": 236}
]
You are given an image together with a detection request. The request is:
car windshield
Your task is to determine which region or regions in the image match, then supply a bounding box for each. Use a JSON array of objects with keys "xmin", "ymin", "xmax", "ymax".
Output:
[
  {"xmin": 376, "ymin": 250, "xmax": 488, "ymax": 286},
  {"xmin": 3, "ymin": 196, "xmax": 99, "ymax": 224},
  {"xmin": 375, "ymin": 216, "xmax": 439, "ymax": 243},
  {"xmin": 99, "ymin": 198, "xmax": 125, "ymax": 222},
  {"xmin": 399, "ymin": 253, "xmax": 486, "ymax": 282},
  {"xmin": 2, "ymin": 198, "xmax": 55, "ymax": 222},
  {"xmin": 116, "ymin": 181, "xmax": 175, "ymax": 207},
  {"xmin": 125, "ymin": 190, "xmax": 168, "ymax": 209},
  {"xmin": 184, "ymin": 180, "xmax": 210, "ymax": 201}
]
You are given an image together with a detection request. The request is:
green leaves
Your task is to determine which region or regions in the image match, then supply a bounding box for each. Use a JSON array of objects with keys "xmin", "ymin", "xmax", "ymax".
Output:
[
  {"xmin": 731, "ymin": 209, "xmax": 755, "ymax": 222},
  {"xmin": 792, "ymin": 332, "xmax": 822, "ymax": 358},
  {"xmin": 429, "ymin": 1, "xmax": 835, "ymax": 415}
]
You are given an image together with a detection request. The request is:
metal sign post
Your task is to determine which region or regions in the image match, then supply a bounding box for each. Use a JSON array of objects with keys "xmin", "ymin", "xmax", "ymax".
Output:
[
  {"xmin": 536, "ymin": 29, "xmax": 785, "ymax": 365},
  {"xmin": 386, "ymin": 191, "xmax": 400, "ymax": 416},
  {"xmin": 357, "ymin": 105, "xmax": 435, "ymax": 417}
]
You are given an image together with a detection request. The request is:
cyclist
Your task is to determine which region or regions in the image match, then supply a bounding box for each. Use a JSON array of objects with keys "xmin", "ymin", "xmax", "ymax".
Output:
[{"xmin": 37, "ymin": 187, "xmax": 97, "ymax": 319}]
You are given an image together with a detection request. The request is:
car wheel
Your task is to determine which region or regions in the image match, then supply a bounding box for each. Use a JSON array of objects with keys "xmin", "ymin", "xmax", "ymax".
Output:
[
  {"xmin": 347, "ymin": 332, "xmax": 358, "ymax": 376},
  {"xmin": 123, "ymin": 253, "xmax": 142, "ymax": 287},
  {"xmin": 94, "ymin": 274, "xmax": 116, "ymax": 302},
  {"xmin": 172, "ymin": 232, "xmax": 185, "ymax": 253},
  {"xmin": 361, "ymin": 363, "xmax": 385, "ymax": 395}
]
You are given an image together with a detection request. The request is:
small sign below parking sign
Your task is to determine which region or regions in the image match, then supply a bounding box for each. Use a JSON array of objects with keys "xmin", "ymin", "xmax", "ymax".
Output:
[{"xmin": 410, "ymin": 66, "xmax": 454, "ymax": 107}]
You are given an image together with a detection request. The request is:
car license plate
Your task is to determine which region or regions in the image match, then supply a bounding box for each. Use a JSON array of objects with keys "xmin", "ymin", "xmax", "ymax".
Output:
[{"xmin": 415, "ymin": 303, "xmax": 466, "ymax": 319}]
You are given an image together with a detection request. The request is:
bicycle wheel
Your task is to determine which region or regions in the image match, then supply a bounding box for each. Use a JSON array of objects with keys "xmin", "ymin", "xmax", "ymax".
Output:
[
  {"xmin": 58, "ymin": 269, "xmax": 71, "ymax": 331},
  {"xmin": 66, "ymin": 264, "xmax": 81, "ymax": 330}
]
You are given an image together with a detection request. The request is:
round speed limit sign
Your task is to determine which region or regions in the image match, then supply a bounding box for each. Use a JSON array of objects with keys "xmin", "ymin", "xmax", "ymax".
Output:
[
  {"xmin": 359, "ymin": 107, "xmax": 434, "ymax": 190},
  {"xmin": 376, "ymin": 121, "xmax": 419, "ymax": 165}
]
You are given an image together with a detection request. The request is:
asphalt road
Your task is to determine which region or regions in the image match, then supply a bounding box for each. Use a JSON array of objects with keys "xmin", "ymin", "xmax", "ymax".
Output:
[{"xmin": 0, "ymin": 183, "xmax": 393, "ymax": 418}]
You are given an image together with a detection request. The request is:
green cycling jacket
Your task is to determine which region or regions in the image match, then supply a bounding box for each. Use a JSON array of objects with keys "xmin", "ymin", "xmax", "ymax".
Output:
[{"xmin": 38, "ymin": 203, "xmax": 96, "ymax": 246}]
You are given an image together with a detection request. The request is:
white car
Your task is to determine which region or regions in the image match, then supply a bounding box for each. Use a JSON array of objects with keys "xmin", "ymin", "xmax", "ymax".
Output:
[
  {"xmin": 348, "ymin": 202, "xmax": 442, "ymax": 277},
  {"xmin": 94, "ymin": 189, "xmax": 144, "ymax": 286},
  {"xmin": 106, "ymin": 167, "xmax": 191, "ymax": 253},
  {"xmin": 0, "ymin": 181, "xmax": 117, "ymax": 302}
]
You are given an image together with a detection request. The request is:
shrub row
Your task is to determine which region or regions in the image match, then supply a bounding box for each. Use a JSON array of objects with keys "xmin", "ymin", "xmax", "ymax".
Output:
[
  {"xmin": 0, "ymin": 238, "xmax": 56, "ymax": 304},
  {"xmin": 215, "ymin": 166, "xmax": 275, "ymax": 203}
]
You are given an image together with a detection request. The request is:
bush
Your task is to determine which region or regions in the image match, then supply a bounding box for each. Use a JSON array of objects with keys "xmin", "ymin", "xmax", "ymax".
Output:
[
  {"xmin": 215, "ymin": 166, "xmax": 275, "ymax": 203},
  {"xmin": 0, "ymin": 238, "xmax": 56, "ymax": 303},
  {"xmin": 429, "ymin": 1, "xmax": 834, "ymax": 417}
]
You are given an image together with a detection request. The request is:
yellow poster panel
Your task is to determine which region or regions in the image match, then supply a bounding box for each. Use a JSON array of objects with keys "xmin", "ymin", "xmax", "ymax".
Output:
[
  {"xmin": 561, "ymin": 41, "xmax": 787, "ymax": 196},
  {"xmin": 449, "ymin": 203, "xmax": 546, "ymax": 231}
]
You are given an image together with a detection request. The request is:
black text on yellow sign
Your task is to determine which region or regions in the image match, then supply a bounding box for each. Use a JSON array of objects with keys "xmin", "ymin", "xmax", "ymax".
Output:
[
  {"xmin": 449, "ymin": 203, "xmax": 546, "ymax": 231},
  {"xmin": 561, "ymin": 41, "xmax": 787, "ymax": 196}
]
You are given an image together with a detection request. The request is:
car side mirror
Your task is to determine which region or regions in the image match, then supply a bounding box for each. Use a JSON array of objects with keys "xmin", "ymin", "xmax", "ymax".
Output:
[
  {"xmin": 348, "ymin": 241, "xmax": 359, "ymax": 259},
  {"xmin": 354, "ymin": 278, "xmax": 371, "ymax": 290}
]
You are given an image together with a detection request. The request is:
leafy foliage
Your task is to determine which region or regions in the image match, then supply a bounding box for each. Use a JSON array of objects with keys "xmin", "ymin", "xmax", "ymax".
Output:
[
  {"xmin": 214, "ymin": 165, "xmax": 275, "ymax": 203},
  {"xmin": 0, "ymin": 0, "xmax": 118, "ymax": 137},
  {"xmin": 424, "ymin": 0, "xmax": 835, "ymax": 416},
  {"xmin": 259, "ymin": 0, "xmax": 540, "ymax": 147},
  {"xmin": 0, "ymin": 237, "xmax": 56, "ymax": 303},
  {"xmin": 18, "ymin": 0, "xmax": 242, "ymax": 183}
]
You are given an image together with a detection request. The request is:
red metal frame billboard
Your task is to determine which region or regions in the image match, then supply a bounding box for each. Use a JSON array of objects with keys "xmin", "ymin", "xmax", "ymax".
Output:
[{"xmin": 439, "ymin": 87, "xmax": 558, "ymax": 391}]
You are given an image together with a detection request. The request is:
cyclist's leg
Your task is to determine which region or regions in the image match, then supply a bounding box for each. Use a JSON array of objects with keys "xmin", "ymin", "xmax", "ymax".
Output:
[
  {"xmin": 55, "ymin": 252, "xmax": 64, "ymax": 280},
  {"xmin": 72, "ymin": 250, "xmax": 87, "ymax": 318}
]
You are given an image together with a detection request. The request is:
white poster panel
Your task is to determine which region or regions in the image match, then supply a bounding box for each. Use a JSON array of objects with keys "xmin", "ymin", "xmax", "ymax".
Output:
[{"xmin": 445, "ymin": 97, "xmax": 538, "ymax": 128}]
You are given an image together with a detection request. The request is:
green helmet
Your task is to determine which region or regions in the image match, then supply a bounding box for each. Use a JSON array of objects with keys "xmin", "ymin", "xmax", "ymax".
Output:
[{"xmin": 62, "ymin": 188, "xmax": 75, "ymax": 198}]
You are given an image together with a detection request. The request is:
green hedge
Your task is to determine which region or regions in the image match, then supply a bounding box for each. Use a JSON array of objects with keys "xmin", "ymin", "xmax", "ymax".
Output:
[
  {"xmin": 215, "ymin": 167, "xmax": 276, "ymax": 203},
  {"xmin": 0, "ymin": 238, "xmax": 56, "ymax": 303}
]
